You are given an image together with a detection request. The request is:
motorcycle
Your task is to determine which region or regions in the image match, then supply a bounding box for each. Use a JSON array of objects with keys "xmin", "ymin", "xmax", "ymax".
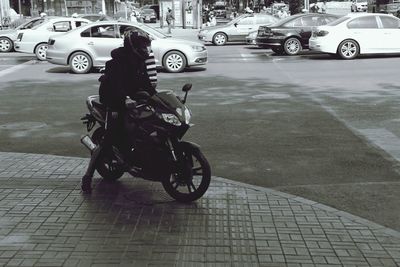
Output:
[{"xmin": 80, "ymin": 84, "xmax": 211, "ymax": 202}]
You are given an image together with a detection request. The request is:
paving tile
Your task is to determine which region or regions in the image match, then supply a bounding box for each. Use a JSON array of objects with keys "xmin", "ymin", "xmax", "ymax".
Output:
[{"xmin": 0, "ymin": 152, "xmax": 399, "ymax": 266}]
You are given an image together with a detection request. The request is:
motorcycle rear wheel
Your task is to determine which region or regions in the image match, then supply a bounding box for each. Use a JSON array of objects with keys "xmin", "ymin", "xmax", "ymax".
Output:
[
  {"xmin": 92, "ymin": 128, "xmax": 124, "ymax": 181},
  {"xmin": 162, "ymin": 146, "xmax": 211, "ymax": 203}
]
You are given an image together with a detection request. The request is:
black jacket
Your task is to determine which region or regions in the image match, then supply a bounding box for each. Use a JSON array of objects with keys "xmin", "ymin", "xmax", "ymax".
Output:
[{"xmin": 99, "ymin": 47, "xmax": 156, "ymax": 111}]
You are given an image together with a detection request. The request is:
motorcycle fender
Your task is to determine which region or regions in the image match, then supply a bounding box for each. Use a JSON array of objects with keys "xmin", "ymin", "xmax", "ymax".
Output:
[{"xmin": 177, "ymin": 141, "xmax": 201, "ymax": 152}]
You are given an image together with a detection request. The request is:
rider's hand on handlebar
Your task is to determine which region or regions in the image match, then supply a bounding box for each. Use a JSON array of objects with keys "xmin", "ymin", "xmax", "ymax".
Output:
[{"xmin": 125, "ymin": 97, "xmax": 137, "ymax": 109}]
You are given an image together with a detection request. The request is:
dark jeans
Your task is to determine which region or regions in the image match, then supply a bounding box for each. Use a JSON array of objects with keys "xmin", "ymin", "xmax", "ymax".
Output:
[{"xmin": 82, "ymin": 110, "xmax": 125, "ymax": 191}]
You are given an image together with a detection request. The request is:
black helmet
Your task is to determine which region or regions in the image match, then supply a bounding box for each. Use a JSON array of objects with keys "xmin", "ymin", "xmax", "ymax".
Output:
[{"xmin": 124, "ymin": 29, "xmax": 152, "ymax": 59}]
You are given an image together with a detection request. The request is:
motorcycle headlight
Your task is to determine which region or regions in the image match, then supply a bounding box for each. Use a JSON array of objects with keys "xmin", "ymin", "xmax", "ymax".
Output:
[
  {"xmin": 191, "ymin": 45, "xmax": 206, "ymax": 52},
  {"xmin": 162, "ymin": 113, "xmax": 182, "ymax": 126},
  {"xmin": 184, "ymin": 108, "xmax": 191, "ymax": 124}
]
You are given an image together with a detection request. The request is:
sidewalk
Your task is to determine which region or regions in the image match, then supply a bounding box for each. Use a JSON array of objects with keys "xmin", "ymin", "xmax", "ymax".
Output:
[
  {"xmin": 153, "ymin": 24, "xmax": 201, "ymax": 42},
  {"xmin": 0, "ymin": 152, "xmax": 399, "ymax": 266}
]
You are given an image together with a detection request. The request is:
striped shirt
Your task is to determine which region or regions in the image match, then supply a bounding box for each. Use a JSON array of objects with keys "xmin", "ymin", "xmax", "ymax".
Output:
[{"xmin": 145, "ymin": 51, "xmax": 157, "ymax": 89}]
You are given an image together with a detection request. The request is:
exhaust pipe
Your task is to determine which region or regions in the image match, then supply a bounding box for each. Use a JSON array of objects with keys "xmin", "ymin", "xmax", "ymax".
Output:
[{"xmin": 81, "ymin": 135, "xmax": 97, "ymax": 151}]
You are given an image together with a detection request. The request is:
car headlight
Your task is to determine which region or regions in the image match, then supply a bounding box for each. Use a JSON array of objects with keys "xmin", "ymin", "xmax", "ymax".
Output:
[
  {"xmin": 191, "ymin": 45, "xmax": 206, "ymax": 52},
  {"xmin": 249, "ymin": 32, "xmax": 257, "ymax": 39},
  {"xmin": 161, "ymin": 113, "xmax": 182, "ymax": 126}
]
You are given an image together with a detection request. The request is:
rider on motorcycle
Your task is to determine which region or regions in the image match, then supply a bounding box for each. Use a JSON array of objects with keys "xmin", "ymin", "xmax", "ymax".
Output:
[{"xmin": 81, "ymin": 29, "xmax": 157, "ymax": 193}]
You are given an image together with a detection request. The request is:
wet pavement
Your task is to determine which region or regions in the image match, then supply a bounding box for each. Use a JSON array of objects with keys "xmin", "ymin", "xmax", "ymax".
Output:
[{"xmin": 0, "ymin": 152, "xmax": 399, "ymax": 266}]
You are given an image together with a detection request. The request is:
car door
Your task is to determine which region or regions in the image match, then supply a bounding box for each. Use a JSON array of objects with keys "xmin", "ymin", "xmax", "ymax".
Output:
[
  {"xmin": 80, "ymin": 24, "xmax": 120, "ymax": 65},
  {"xmin": 44, "ymin": 21, "xmax": 74, "ymax": 43},
  {"xmin": 117, "ymin": 23, "xmax": 161, "ymax": 63},
  {"xmin": 377, "ymin": 15, "xmax": 400, "ymax": 53},
  {"xmin": 231, "ymin": 16, "xmax": 256, "ymax": 41},
  {"xmin": 346, "ymin": 16, "xmax": 381, "ymax": 53}
]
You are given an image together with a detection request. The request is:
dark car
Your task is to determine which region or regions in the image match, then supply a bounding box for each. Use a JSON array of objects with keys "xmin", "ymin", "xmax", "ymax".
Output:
[
  {"xmin": 256, "ymin": 13, "xmax": 339, "ymax": 55},
  {"xmin": 140, "ymin": 9, "xmax": 157, "ymax": 23}
]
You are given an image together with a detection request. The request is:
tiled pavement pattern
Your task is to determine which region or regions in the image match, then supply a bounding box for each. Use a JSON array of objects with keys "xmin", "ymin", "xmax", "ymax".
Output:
[{"xmin": 0, "ymin": 152, "xmax": 400, "ymax": 267}]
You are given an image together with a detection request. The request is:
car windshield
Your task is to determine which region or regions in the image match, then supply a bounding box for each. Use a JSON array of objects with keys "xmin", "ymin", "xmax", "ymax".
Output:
[
  {"xmin": 271, "ymin": 14, "xmax": 302, "ymax": 27},
  {"xmin": 32, "ymin": 20, "xmax": 51, "ymax": 30},
  {"xmin": 142, "ymin": 9, "xmax": 154, "ymax": 14},
  {"xmin": 139, "ymin": 23, "xmax": 167, "ymax": 38},
  {"xmin": 327, "ymin": 16, "xmax": 350, "ymax": 26},
  {"xmin": 227, "ymin": 14, "xmax": 251, "ymax": 25},
  {"xmin": 17, "ymin": 18, "xmax": 45, "ymax": 29}
]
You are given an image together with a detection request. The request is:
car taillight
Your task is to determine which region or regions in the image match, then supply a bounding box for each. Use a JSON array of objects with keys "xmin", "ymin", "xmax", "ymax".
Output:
[
  {"xmin": 48, "ymin": 39, "xmax": 55, "ymax": 45},
  {"xmin": 313, "ymin": 30, "xmax": 329, "ymax": 37},
  {"xmin": 258, "ymin": 26, "xmax": 272, "ymax": 36},
  {"xmin": 17, "ymin": 33, "xmax": 23, "ymax": 41}
]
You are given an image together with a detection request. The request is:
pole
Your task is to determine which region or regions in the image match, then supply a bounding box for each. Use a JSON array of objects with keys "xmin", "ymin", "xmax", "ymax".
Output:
[
  {"xmin": 18, "ymin": 0, "xmax": 22, "ymax": 17},
  {"xmin": 64, "ymin": 0, "xmax": 68, "ymax": 16},
  {"xmin": 102, "ymin": 0, "xmax": 106, "ymax": 14}
]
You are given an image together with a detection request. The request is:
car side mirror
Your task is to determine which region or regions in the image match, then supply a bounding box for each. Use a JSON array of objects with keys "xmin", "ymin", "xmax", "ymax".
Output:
[{"xmin": 234, "ymin": 22, "xmax": 238, "ymax": 27}]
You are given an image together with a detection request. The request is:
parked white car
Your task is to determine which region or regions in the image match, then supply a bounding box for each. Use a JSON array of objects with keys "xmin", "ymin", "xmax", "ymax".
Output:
[
  {"xmin": 14, "ymin": 17, "xmax": 90, "ymax": 60},
  {"xmin": 309, "ymin": 13, "xmax": 400, "ymax": 59},
  {"xmin": 0, "ymin": 17, "xmax": 49, "ymax": 52},
  {"xmin": 46, "ymin": 21, "xmax": 208, "ymax": 74}
]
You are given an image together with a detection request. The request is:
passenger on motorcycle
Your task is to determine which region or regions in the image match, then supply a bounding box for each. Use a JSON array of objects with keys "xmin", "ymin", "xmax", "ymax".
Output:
[{"xmin": 81, "ymin": 28, "xmax": 157, "ymax": 193}]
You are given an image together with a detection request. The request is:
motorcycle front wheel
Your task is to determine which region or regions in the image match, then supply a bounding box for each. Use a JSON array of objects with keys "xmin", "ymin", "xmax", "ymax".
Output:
[{"xmin": 162, "ymin": 145, "xmax": 211, "ymax": 203}]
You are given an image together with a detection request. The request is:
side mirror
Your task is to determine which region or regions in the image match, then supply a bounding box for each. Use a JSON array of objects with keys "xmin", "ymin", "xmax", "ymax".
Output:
[
  {"xmin": 181, "ymin": 83, "xmax": 192, "ymax": 104},
  {"xmin": 234, "ymin": 22, "xmax": 238, "ymax": 27},
  {"xmin": 182, "ymin": 83, "xmax": 192, "ymax": 92}
]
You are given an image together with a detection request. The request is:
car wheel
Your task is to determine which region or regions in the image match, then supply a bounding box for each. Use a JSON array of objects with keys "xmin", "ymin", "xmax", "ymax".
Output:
[
  {"xmin": 213, "ymin": 32, "xmax": 227, "ymax": 46},
  {"xmin": 272, "ymin": 47, "xmax": 285, "ymax": 55},
  {"xmin": 35, "ymin": 43, "xmax": 48, "ymax": 61},
  {"xmin": 284, "ymin": 38, "xmax": 302, "ymax": 56},
  {"xmin": 163, "ymin": 51, "xmax": 186, "ymax": 73},
  {"xmin": 69, "ymin": 52, "xmax": 92, "ymax": 74},
  {"xmin": 337, "ymin": 39, "xmax": 359, "ymax": 60},
  {"xmin": 0, "ymin": 37, "xmax": 13, "ymax": 52}
]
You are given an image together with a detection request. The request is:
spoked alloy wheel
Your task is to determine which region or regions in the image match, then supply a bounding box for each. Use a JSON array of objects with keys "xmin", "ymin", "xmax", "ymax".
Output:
[
  {"xmin": 284, "ymin": 38, "xmax": 302, "ymax": 55},
  {"xmin": 92, "ymin": 128, "xmax": 124, "ymax": 181},
  {"xmin": 162, "ymin": 146, "xmax": 211, "ymax": 203},
  {"xmin": 213, "ymin": 32, "xmax": 227, "ymax": 46},
  {"xmin": 163, "ymin": 51, "xmax": 186, "ymax": 73},
  {"xmin": 0, "ymin": 37, "xmax": 13, "ymax": 52},
  {"xmin": 70, "ymin": 52, "xmax": 92, "ymax": 74},
  {"xmin": 35, "ymin": 43, "xmax": 48, "ymax": 60},
  {"xmin": 338, "ymin": 39, "xmax": 359, "ymax": 60}
]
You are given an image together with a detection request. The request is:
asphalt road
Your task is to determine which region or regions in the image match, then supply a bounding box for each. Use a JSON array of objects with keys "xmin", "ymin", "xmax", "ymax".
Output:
[{"xmin": 1, "ymin": 46, "xmax": 400, "ymax": 231}]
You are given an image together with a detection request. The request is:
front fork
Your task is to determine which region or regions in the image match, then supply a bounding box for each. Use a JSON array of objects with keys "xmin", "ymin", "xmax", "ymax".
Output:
[{"xmin": 166, "ymin": 138, "xmax": 193, "ymax": 182}]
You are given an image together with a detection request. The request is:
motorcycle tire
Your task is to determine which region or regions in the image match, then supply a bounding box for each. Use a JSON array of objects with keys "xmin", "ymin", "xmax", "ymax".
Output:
[
  {"xmin": 92, "ymin": 128, "xmax": 124, "ymax": 181},
  {"xmin": 162, "ymin": 145, "xmax": 211, "ymax": 203}
]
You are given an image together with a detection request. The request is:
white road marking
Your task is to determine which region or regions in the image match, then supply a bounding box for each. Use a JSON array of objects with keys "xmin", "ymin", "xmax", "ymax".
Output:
[{"xmin": 0, "ymin": 60, "xmax": 34, "ymax": 78}]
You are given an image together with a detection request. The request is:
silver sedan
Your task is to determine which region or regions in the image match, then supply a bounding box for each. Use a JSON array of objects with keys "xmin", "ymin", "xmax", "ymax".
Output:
[
  {"xmin": 46, "ymin": 21, "xmax": 208, "ymax": 74},
  {"xmin": 0, "ymin": 17, "xmax": 47, "ymax": 52},
  {"xmin": 198, "ymin": 13, "xmax": 278, "ymax": 46}
]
